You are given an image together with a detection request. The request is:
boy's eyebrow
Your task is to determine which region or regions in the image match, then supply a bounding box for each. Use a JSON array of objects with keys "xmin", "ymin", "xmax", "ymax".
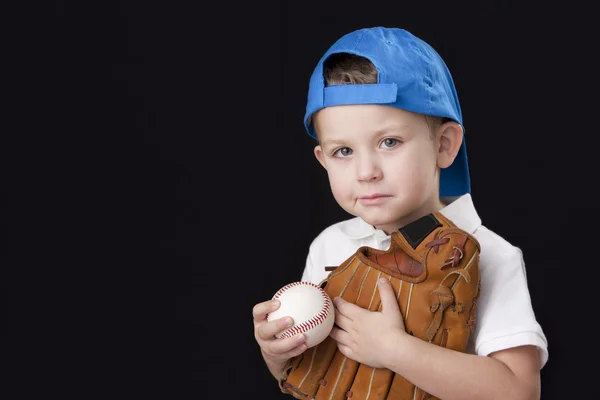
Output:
[
  {"xmin": 320, "ymin": 139, "xmax": 346, "ymax": 148},
  {"xmin": 321, "ymin": 125, "xmax": 409, "ymax": 147},
  {"xmin": 374, "ymin": 124, "xmax": 407, "ymax": 135}
]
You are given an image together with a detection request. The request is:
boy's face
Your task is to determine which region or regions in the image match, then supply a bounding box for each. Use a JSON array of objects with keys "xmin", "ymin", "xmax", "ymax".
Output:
[{"xmin": 313, "ymin": 104, "xmax": 457, "ymax": 234}]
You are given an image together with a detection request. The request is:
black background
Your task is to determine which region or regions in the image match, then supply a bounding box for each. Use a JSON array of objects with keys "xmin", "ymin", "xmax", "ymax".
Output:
[{"xmin": 5, "ymin": 1, "xmax": 598, "ymax": 399}]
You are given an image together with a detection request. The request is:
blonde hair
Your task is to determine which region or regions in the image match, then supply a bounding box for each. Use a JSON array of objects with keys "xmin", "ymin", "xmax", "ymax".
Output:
[{"xmin": 322, "ymin": 53, "xmax": 449, "ymax": 135}]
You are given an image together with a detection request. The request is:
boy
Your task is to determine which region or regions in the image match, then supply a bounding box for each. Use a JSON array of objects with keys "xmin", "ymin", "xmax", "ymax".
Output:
[{"xmin": 252, "ymin": 26, "xmax": 548, "ymax": 399}]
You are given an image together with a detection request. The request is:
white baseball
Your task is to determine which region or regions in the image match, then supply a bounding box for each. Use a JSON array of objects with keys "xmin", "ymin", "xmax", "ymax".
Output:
[{"xmin": 267, "ymin": 281, "xmax": 335, "ymax": 348}]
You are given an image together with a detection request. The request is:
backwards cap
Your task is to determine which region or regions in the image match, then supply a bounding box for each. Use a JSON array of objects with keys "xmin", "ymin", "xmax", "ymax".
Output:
[{"xmin": 304, "ymin": 27, "xmax": 470, "ymax": 197}]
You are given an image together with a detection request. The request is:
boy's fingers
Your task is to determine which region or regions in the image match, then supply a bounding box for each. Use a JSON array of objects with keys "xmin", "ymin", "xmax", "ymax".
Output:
[
  {"xmin": 266, "ymin": 333, "xmax": 307, "ymax": 356},
  {"xmin": 257, "ymin": 316, "xmax": 294, "ymax": 340},
  {"xmin": 252, "ymin": 299, "xmax": 280, "ymax": 321},
  {"xmin": 377, "ymin": 278, "xmax": 401, "ymax": 316}
]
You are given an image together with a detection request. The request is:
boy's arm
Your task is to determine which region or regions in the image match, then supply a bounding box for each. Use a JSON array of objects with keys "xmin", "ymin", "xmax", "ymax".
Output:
[
  {"xmin": 384, "ymin": 333, "xmax": 541, "ymax": 400},
  {"xmin": 331, "ymin": 279, "xmax": 542, "ymax": 400}
]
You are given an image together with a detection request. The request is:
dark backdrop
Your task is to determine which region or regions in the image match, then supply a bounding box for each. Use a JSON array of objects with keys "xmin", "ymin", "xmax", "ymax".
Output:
[{"xmin": 6, "ymin": 1, "xmax": 598, "ymax": 399}]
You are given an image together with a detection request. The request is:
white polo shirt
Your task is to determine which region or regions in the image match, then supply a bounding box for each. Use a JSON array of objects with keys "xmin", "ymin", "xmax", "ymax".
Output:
[{"xmin": 300, "ymin": 193, "xmax": 548, "ymax": 368}]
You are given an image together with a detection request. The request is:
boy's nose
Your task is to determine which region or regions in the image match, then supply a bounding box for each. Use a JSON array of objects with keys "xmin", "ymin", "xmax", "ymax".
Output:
[{"xmin": 356, "ymin": 157, "xmax": 383, "ymax": 182}]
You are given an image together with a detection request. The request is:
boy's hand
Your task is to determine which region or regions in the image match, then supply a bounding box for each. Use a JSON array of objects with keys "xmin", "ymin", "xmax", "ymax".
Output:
[
  {"xmin": 253, "ymin": 299, "xmax": 308, "ymax": 368},
  {"xmin": 329, "ymin": 278, "xmax": 406, "ymax": 369}
]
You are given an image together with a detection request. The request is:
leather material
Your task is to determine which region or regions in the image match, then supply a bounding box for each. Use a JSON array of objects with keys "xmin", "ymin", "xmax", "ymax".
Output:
[{"xmin": 279, "ymin": 211, "xmax": 481, "ymax": 400}]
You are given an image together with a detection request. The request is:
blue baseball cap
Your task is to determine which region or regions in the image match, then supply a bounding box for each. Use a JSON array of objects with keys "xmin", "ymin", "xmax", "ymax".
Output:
[{"xmin": 304, "ymin": 27, "xmax": 470, "ymax": 197}]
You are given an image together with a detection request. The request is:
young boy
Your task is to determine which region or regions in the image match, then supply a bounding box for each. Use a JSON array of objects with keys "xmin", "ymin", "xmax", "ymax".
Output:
[{"xmin": 252, "ymin": 26, "xmax": 548, "ymax": 399}]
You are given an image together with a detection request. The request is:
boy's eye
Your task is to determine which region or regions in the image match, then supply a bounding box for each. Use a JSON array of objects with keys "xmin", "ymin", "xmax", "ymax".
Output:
[
  {"xmin": 333, "ymin": 147, "xmax": 353, "ymax": 157},
  {"xmin": 381, "ymin": 138, "xmax": 399, "ymax": 148}
]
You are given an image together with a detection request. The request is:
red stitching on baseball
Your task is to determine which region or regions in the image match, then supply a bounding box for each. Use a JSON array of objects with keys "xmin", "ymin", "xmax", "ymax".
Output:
[{"xmin": 273, "ymin": 282, "xmax": 331, "ymax": 339}]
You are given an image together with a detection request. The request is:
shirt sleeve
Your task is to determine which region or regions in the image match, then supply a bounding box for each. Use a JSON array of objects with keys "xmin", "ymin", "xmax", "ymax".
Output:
[
  {"xmin": 300, "ymin": 231, "xmax": 339, "ymax": 285},
  {"xmin": 473, "ymin": 245, "xmax": 548, "ymax": 368},
  {"xmin": 300, "ymin": 252, "xmax": 314, "ymax": 283},
  {"xmin": 300, "ymin": 236, "xmax": 319, "ymax": 284}
]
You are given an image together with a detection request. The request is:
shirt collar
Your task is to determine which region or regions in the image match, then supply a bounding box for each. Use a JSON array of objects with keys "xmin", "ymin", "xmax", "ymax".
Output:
[
  {"xmin": 338, "ymin": 194, "xmax": 481, "ymax": 239},
  {"xmin": 338, "ymin": 215, "xmax": 381, "ymax": 239},
  {"xmin": 438, "ymin": 193, "xmax": 481, "ymax": 234}
]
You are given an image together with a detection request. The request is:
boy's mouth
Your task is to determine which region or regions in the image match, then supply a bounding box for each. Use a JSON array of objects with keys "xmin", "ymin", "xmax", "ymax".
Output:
[{"xmin": 357, "ymin": 194, "xmax": 391, "ymax": 205}]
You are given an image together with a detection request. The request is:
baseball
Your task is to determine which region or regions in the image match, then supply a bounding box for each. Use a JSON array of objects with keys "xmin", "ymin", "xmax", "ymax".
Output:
[{"xmin": 267, "ymin": 281, "xmax": 335, "ymax": 348}]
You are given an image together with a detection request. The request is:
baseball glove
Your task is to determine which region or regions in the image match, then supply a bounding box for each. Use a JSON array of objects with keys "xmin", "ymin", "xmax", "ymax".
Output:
[{"xmin": 279, "ymin": 211, "xmax": 481, "ymax": 400}]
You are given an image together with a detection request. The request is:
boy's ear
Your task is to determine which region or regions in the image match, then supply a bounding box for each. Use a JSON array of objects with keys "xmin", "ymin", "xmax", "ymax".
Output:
[
  {"xmin": 314, "ymin": 145, "xmax": 327, "ymax": 169},
  {"xmin": 437, "ymin": 121, "xmax": 463, "ymax": 169}
]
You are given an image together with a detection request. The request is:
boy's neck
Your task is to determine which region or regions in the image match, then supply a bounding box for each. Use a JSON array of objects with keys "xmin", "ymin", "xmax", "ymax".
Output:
[{"xmin": 373, "ymin": 196, "xmax": 449, "ymax": 235}]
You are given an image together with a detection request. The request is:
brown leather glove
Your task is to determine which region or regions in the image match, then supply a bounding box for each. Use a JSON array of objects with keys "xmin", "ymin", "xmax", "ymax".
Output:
[{"xmin": 279, "ymin": 211, "xmax": 481, "ymax": 400}]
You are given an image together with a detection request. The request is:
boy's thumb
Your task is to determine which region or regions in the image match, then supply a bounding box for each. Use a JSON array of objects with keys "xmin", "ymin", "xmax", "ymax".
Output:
[{"xmin": 378, "ymin": 278, "xmax": 401, "ymax": 315}]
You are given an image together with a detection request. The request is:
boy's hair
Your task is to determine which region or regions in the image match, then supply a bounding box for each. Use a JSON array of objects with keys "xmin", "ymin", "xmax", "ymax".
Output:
[{"xmin": 322, "ymin": 52, "xmax": 450, "ymax": 136}]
